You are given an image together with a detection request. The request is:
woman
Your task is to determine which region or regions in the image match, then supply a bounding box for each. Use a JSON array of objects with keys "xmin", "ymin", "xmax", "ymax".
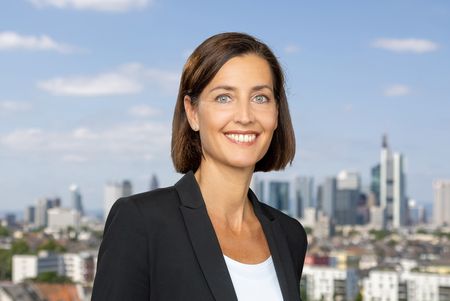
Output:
[{"xmin": 92, "ymin": 32, "xmax": 308, "ymax": 301}]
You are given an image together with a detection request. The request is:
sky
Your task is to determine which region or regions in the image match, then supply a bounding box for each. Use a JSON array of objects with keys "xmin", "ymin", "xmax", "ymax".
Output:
[{"xmin": 1, "ymin": 0, "xmax": 449, "ymax": 213}]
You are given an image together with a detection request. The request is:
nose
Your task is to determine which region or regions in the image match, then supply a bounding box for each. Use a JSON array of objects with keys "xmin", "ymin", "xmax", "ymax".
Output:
[{"xmin": 234, "ymin": 99, "xmax": 255, "ymax": 124}]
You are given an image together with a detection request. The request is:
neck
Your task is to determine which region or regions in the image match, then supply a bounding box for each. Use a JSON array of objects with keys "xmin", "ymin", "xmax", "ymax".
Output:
[{"xmin": 194, "ymin": 162, "xmax": 254, "ymax": 230}]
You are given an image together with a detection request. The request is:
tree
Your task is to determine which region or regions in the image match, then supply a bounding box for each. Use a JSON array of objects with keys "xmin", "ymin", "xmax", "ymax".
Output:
[
  {"xmin": 11, "ymin": 239, "xmax": 30, "ymax": 254},
  {"xmin": 354, "ymin": 292, "xmax": 363, "ymax": 301},
  {"xmin": 0, "ymin": 225, "xmax": 9, "ymax": 237},
  {"xmin": 32, "ymin": 272, "xmax": 72, "ymax": 283}
]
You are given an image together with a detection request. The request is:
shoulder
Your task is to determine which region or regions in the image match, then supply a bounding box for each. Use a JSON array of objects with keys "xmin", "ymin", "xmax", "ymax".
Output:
[
  {"xmin": 109, "ymin": 185, "xmax": 181, "ymax": 223},
  {"xmin": 258, "ymin": 201, "xmax": 308, "ymax": 245}
]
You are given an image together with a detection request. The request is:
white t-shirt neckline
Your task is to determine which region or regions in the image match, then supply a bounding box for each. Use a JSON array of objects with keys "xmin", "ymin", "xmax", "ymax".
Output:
[{"xmin": 223, "ymin": 254, "xmax": 284, "ymax": 300}]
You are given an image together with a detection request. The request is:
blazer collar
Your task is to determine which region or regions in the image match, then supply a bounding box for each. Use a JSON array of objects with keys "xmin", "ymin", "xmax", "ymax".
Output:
[{"xmin": 175, "ymin": 171, "xmax": 300, "ymax": 301}]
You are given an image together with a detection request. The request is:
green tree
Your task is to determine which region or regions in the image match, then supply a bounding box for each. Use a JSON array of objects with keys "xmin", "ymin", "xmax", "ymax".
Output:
[
  {"xmin": 354, "ymin": 292, "xmax": 363, "ymax": 301},
  {"xmin": 0, "ymin": 225, "xmax": 9, "ymax": 237},
  {"xmin": 11, "ymin": 239, "xmax": 30, "ymax": 254},
  {"xmin": 0, "ymin": 250, "xmax": 12, "ymax": 280},
  {"xmin": 32, "ymin": 271, "xmax": 72, "ymax": 283}
]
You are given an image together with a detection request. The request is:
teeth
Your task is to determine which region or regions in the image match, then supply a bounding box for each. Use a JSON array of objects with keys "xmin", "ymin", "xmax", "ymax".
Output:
[{"xmin": 226, "ymin": 134, "xmax": 256, "ymax": 143}]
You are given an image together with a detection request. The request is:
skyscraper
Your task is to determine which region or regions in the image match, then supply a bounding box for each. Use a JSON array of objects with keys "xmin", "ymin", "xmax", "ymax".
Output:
[
  {"xmin": 104, "ymin": 180, "xmax": 133, "ymax": 221},
  {"xmin": 34, "ymin": 198, "xmax": 55, "ymax": 228},
  {"xmin": 268, "ymin": 181, "xmax": 290, "ymax": 213},
  {"xmin": 335, "ymin": 170, "xmax": 361, "ymax": 225},
  {"xmin": 70, "ymin": 184, "xmax": 84, "ymax": 216},
  {"xmin": 296, "ymin": 176, "xmax": 314, "ymax": 217},
  {"xmin": 370, "ymin": 164, "xmax": 381, "ymax": 206},
  {"xmin": 380, "ymin": 135, "xmax": 408, "ymax": 229},
  {"xmin": 24, "ymin": 206, "xmax": 35, "ymax": 225},
  {"xmin": 433, "ymin": 180, "xmax": 450, "ymax": 226},
  {"xmin": 322, "ymin": 177, "xmax": 337, "ymax": 220}
]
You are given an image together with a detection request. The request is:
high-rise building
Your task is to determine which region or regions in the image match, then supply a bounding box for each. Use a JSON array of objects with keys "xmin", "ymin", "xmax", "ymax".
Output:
[
  {"xmin": 104, "ymin": 180, "xmax": 133, "ymax": 221},
  {"xmin": 322, "ymin": 177, "xmax": 337, "ymax": 220},
  {"xmin": 335, "ymin": 171, "xmax": 361, "ymax": 225},
  {"xmin": 433, "ymin": 180, "xmax": 450, "ymax": 226},
  {"xmin": 150, "ymin": 174, "xmax": 159, "ymax": 190},
  {"xmin": 296, "ymin": 176, "xmax": 314, "ymax": 217},
  {"xmin": 70, "ymin": 184, "xmax": 84, "ymax": 216},
  {"xmin": 24, "ymin": 206, "xmax": 35, "ymax": 225},
  {"xmin": 371, "ymin": 164, "xmax": 381, "ymax": 206},
  {"xmin": 47, "ymin": 208, "xmax": 81, "ymax": 233},
  {"xmin": 380, "ymin": 135, "xmax": 408, "ymax": 228},
  {"xmin": 268, "ymin": 181, "xmax": 290, "ymax": 213},
  {"xmin": 34, "ymin": 198, "xmax": 57, "ymax": 228}
]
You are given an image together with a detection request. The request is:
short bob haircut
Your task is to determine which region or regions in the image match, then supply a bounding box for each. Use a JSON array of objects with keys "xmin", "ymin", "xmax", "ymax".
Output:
[{"xmin": 171, "ymin": 32, "xmax": 295, "ymax": 173}]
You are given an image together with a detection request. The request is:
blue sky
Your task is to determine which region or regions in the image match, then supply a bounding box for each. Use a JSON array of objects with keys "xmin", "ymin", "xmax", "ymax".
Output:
[{"xmin": 1, "ymin": 0, "xmax": 449, "ymax": 212}]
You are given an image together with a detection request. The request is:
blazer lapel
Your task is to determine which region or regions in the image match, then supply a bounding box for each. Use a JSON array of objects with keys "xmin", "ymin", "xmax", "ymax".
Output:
[
  {"xmin": 249, "ymin": 189, "xmax": 301, "ymax": 301},
  {"xmin": 175, "ymin": 171, "xmax": 238, "ymax": 301},
  {"xmin": 175, "ymin": 171, "xmax": 300, "ymax": 301}
]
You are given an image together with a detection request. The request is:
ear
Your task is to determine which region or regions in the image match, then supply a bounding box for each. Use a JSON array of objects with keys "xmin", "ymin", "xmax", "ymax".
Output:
[{"xmin": 184, "ymin": 95, "xmax": 199, "ymax": 131}]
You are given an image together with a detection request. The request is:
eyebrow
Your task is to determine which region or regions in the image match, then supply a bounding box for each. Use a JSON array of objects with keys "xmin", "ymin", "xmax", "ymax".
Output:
[{"xmin": 208, "ymin": 84, "xmax": 273, "ymax": 94}]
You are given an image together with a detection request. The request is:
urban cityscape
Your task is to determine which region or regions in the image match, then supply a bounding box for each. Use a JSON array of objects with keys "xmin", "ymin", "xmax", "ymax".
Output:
[
  {"xmin": 2, "ymin": 1, "xmax": 450, "ymax": 300},
  {"xmin": 1, "ymin": 134, "xmax": 450, "ymax": 301}
]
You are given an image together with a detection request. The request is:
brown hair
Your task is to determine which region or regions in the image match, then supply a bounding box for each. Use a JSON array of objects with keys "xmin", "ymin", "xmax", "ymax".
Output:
[{"xmin": 171, "ymin": 32, "xmax": 295, "ymax": 173}]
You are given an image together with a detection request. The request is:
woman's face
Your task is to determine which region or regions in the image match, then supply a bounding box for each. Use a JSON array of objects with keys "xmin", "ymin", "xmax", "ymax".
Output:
[{"xmin": 185, "ymin": 54, "xmax": 278, "ymax": 171}]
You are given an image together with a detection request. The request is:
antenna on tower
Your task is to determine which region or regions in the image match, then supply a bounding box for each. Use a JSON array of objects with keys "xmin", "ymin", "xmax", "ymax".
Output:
[{"xmin": 382, "ymin": 134, "xmax": 388, "ymax": 148}]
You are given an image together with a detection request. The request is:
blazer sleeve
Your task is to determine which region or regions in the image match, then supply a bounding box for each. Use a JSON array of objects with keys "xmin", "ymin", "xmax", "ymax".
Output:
[{"xmin": 92, "ymin": 197, "xmax": 150, "ymax": 300}]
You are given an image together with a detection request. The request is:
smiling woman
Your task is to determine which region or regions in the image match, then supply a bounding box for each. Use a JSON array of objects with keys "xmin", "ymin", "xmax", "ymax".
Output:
[{"xmin": 92, "ymin": 32, "xmax": 308, "ymax": 301}]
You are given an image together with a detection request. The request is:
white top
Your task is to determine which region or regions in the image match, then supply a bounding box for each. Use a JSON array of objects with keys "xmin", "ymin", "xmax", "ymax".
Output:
[{"xmin": 223, "ymin": 255, "xmax": 284, "ymax": 301}]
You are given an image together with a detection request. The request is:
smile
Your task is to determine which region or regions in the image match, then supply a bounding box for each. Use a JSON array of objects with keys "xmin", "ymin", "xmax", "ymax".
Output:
[{"xmin": 225, "ymin": 133, "xmax": 257, "ymax": 143}]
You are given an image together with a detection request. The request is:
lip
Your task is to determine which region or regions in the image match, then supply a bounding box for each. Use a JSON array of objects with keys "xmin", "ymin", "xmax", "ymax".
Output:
[{"xmin": 224, "ymin": 131, "xmax": 259, "ymax": 145}]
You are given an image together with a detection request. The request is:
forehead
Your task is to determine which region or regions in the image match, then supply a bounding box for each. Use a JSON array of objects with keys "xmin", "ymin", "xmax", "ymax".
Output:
[{"xmin": 204, "ymin": 54, "xmax": 273, "ymax": 91}]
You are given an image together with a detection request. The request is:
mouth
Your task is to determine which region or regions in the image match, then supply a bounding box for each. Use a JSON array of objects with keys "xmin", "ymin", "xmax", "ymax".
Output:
[{"xmin": 224, "ymin": 132, "xmax": 258, "ymax": 144}]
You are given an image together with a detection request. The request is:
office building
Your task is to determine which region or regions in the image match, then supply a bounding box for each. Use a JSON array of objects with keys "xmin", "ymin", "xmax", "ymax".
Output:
[
  {"xmin": 335, "ymin": 171, "xmax": 360, "ymax": 225},
  {"xmin": 371, "ymin": 164, "xmax": 381, "ymax": 206},
  {"xmin": 301, "ymin": 265, "xmax": 359, "ymax": 301},
  {"xmin": 69, "ymin": 184, "xmax": 84, "ymax": 216},
  {"xmin": 295, "ymin": 176, "xmax": 314, "ymax": 217},
  {"xmin": 47, "ymin": 208, "xmax": 81, "ymax": 233},
  {"xmin": 380, "ymin": 135, "xmax": 408, "ymax": 228},
  {"xmin": 24, "ymin": 206, "xmax": 35, "ymax": 225},
  {"xmin": 321, "ymin": 177, "xmax": 337, "ymax": 220},
  {"xmin": 13, "ymin": 251, "xmax": 96, "ymax": 285},
  {"xmin": 104, "ymin": 180, "xmax": 133, "ymax": 221},
  {"xmin": 433, "ymin": 180, "xmax": 450, "ymax": 226},
  {"xmin": 34, "ymin": 198, "xmax": 58, "ymax": 228},
  {"xmin": 363, "ymin": 269, "xmax": 450, "ymax": 301}
]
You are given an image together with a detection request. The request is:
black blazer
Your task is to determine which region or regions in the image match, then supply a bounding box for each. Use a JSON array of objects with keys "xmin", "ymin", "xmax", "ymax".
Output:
[{"xmin": 92, "ymin": 171, "xmax": 308, "ymax": 301}]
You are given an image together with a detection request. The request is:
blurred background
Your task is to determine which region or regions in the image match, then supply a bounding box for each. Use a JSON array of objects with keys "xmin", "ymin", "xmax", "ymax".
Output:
[{"xmin": 1, "ymin": 1, "xmax": 449, "ymax": 300}]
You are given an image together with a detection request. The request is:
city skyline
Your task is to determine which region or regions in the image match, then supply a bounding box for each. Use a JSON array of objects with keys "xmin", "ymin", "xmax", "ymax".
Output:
[{"xmin": 1, "ymin": 1, "xmax": 449, "ymax": 211}]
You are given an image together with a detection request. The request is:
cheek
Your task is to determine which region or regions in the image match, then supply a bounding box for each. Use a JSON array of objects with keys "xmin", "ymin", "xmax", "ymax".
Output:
[{"xmin": 262, "ymin": 110, "xmax": 278, "ymax": 131}]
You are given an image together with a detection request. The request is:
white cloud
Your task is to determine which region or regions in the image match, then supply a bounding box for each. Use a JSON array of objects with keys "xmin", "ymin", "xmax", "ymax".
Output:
[
  {"xmin": 129, "ymin": 105, "xmax": 161, "ymax": 117},
  {"xmin": 28, "ymin": 0, "xmax": 151, "ymax": 12},
  {"xmin": 1, "ymin": 122, "xmax": 171, "ymax": 162},
  {"xmin": 0, "ymin": 31, "xmax": 76, "ymax": 53},
  {"xmin": 72, "ymin": 127, "xmax": 98, "ymax": 139},
  {"xmin": 38, "ymin": 72, "xmax": 142, "ymax": 96},
  {"xmin": 0, "ymin": 101, "xmax": 32, "ymax": 112},
  {"xmin": 284, "ymin": 44, "xmax": 301, "ymax": 54},
  {"xmin": 62, "ymin": 154, "xmax": 88, "ymax": 163},
  {"xmin": 37, "ymin": 63, "xmax": 179, "ymax": 97},
  {"xmin": 371, "ymin": 38, "xmax": 438, "ymax": 54},
  {"xmin": 384, "ymin": 84, "xmax": 411, "ymax": 97}
]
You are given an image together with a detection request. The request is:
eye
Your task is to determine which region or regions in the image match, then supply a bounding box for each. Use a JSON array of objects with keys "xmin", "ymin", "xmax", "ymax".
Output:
[
  {"xmin": 253, "ymin": 95, "xmax": 269, "ymax": 104},
  {"xmin": 215, "ymin": 94, "xmax": 231, "ymax": 103}
]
